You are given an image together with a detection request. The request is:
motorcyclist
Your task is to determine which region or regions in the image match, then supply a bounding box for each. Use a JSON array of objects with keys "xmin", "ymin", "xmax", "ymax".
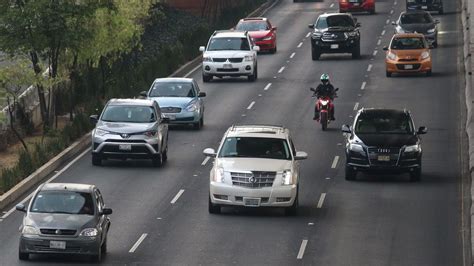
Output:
[{"xmin": 312, "ymin": 74, "xmax": 336, "ymax": 121}]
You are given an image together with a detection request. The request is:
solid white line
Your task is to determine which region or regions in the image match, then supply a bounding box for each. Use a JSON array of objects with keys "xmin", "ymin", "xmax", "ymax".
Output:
[
  {"xmin": 377, "ymin": 39, "xmax": 381, "ymax": 46},
  {"xmin": 170, "ymin": 189, "xmax": 185, "ymax": 204},
  {"xmin": 264, "ymin": 83, "xmax": 272, "ymax": 91},
  {"xmin": 386, "ymin": 19, "xmax": 390, "ymax": 24},
  {"xmin": 247, "ymin": 101, "xmax": 256, "ymax": 110},
  {"xmin": 373, "ymin": 50, "xmax": 378, "ymax": 56},
  {"xmin": 297, "ymin": 240, "xmax": 308, "ymax": 259},
  {"xmin": 317, "ymin": 193, "xmax": 327, "ymax": 208},
  {"xmin": 353, "ymin": 102, "xmax": 359, "ymax": 111},
  {"xmin": 201, "ymin": 156, "xmax": 210, "ymax": 166},
  {"xmin": 278, "ymin": 66, "xmax": 285, "ymax": 73},
  {"xmin": 360, "ymin": 81, "xmax": 367, "ymax": 90},
  {"xmin": 297, "ymin": 42, "xmax": 303, "ymax": 48},
  {"xmin": 330, "ymin": 3, "xmax": 334, "ymax": 7},
  {"xmin": 367, "ymin": 64, "xmax": 373, "ymax": 72},
  {"xmin": 1, "ymin": 148, "xmax": 91, "ymax": 220},
  {"xmin": 290, "ymin": 52, "xmax": 296, "ymax": 59},
  {"xmin": 184, "ymin": 64, "xmax": 202, "ymax": 78},
  {"xmin": 331, "ymin": 156, "xmax": 339, "ymax": 169},
  {"xmin": 129, "ymin": 233, "xmax": 148, "ymax": 253},
  {"xmin": 381, "ymin": 30, "xmax": 386, "ymax": 36}
]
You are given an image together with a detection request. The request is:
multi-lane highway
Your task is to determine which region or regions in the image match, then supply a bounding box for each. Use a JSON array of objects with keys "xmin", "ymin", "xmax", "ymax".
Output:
[{"xmin": 0, "ymin": 0, "xmax": 468, "ymax": 265}]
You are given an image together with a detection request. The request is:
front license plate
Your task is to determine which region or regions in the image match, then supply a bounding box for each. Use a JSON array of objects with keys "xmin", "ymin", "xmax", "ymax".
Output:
[
  {"xmin": 50, "ymin": 241, "xmax": 66, "ymax": 250},
  {"xmin": 223, "ymin": 63, "xmax": 233, "ymax": 69},
  {"xmin": 404, "ymin": 64, "xmax": 413, "ymax": 70},
  {"xmin": 119, "ymin": 144, "xmax": 132, "ymax": 151},
  {"xmin": 330, "ymin": 44, "xmax": 339, "ymax": 49},
  {"xmin": 244, "ymin": 198, "xmax": 260, "ymax": 207},
  {"xmin": 378, "ymin": 155, "xmax": 391, "ymax": 161},
  {"xmin": 164, "ymin": 114, "xmax": 176, "ymax": 120},
  {"xmin": 421, "ymin": 5, "xmax": 428, "ymax": 9}
]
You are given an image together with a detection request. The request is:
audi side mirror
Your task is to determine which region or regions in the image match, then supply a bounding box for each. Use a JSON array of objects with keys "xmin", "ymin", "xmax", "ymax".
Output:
[
  {"xmin": 342, "ymin": 124, "xmax": 352, "ymax": 133},
  {"xmin": 203, "ymin": 148, "xmax": 217, "ymax": 157},
  {"xmin": 16, "ymin": 203, "xmax": 26, "ymax": 212},
  {"xmin": 294, "ymin": 151, "xmax": 308, "ymax": 160},
  {"xmin": 417, "ymin": 126, "xmax": 427, "ymax": 135},
  {"xmin": 89, "ymin": 115, "xmax": 99, "ymax": 124},
  {"xmin": 199, "ymin": 46, "xmax": 205, "ymax": 52},
  {"xmin": 198, "ymin": 92, "xmax": 207, "ymax": 97}
]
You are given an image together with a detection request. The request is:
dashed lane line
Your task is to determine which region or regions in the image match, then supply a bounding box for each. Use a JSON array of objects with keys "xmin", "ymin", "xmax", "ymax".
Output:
[
  {"xmin": 386, "ymin": 19, "xmax": 390, "ymax": 24},
  {"xmin": 330, "ymin": 3, "xmax": 334, "ymax": 7},
  {"xmin": 264, "ymin": 83, "xmax": 272, "ymax": 91},
  {"xmin": 201, "ymin": 156, "xmax": 210, "ymax": 166},
  {"xmin": 306, "ymin": 32, "xmax": 311, "ymax": 38},
  {"xmin": 297, "ymin": 240, "xmax": 309, "ymax": 259},
  {"xmin": 278, "ymin": 66, "xmax": 285, "ymax": 73},
  {"xmin": 377, "ymin": 39, "xmax": 382, "ymax": 46},
  {"xmin": 367, "ymin": 64, "xmax": 373, "ymax": 72},
  {"xmin": 317, "ymin": 193, "xmax": 327, "ymax": 209},
  {"xmin": 360, "ymin": 81, "xmax": 367, "ymax": 90},
  {"xmin": 297, "ymin": 42, "xmax": 303, "ymax": 48},
  {"xmin": 373, "ymin": 50, "xmax": 378, "ymax": 56},
  {"xmin": 290, "ymin": 52, "xmax": 296, "ymax": 59},
  {"xmin": 354, "ymin": 102, "xmax": 359, "ymax": 111},
  {"xmin": 129, "ymin": 233, "xmax": 148, "ymax": 253},
  {"xmin": 381, "ymin": 30, "xmax": 386, "ymax": 36},
  {"xmin": 171, "ymin": 189, "xmax": 185, "ymax": 204},
  {"xmin": 247, "ymin": 101, "xmax": 256, "ymax": 110},
  {"xmin": 390, "ymin": 9, "xmax": 394, "ymax": 14},
  {"xmin": 331, "ymin": 156, "xmax": 339, "ymax": 169}
]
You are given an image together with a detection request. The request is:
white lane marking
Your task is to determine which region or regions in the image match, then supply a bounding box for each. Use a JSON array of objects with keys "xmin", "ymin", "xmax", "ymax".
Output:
[
  {"xmin": 278, "ymin": 66, "xmax": 285, "ymax": 73},
  {"xmin": 184, "ymin": 64, "xmax": 202, "ymax": 78},
  {"xmin": 360, "ymin": 81, "xmax": 367, "ymax": 90},
  {"xmin": 394, "ymin": 1, "xmax": 397, "ymax": 5},
  {"xmin": 247, "ymin": 101, "xmax": 256, "ymax": 110},
  {"xmin": 297, "ymin": 42, "xmax": 303, "ymax": 48},
  {"xmin": 377, "ymin": 39, "xmax": 381, "ymax": 46},
  {"xmin": 201, "ymin": 156, "xmax": 210, "ymax": 166},
  {"xmin": 264, "ymin": 83, "xmax": 272, "ymax": 91},
  {"xmin": 367, "ymin": 64, "xmax": 373, "ymax": 72},
  {"xmin": 306, "ymin": 32, "xmax": 311, "ymax": 38},
  {"xmin": 330, "ymin": 3, "xmax": 334, "ymax": 7},
  {"xmin": 386, "ymin": 19, "xmax": 390, "ymax": 24},
  {"xmin": 297, "ymin": 240, "xmax": 309, "ymax": 259},
  {"xmin": 129, "ymin": 233, "xmax": 148, "ymax": 253},
  {"xmin": 390, "ymin": 9, "xmax": 394, "ymax": 14},
  {"xmin": 317, "ymin": 193, "xmax": 327, "ymax": 208},
  {"xmin": 290, "ymin": 52, "xmax": 296, "ymax": 59},
  {"xmin": 1, "ymin": 148, "xmax": 91, "ymax": 221},
  {"xmin": 381, "ymin": 30, "xmax": 386, "ymax": 36},
  {"xmin": 373, "ymin": 50, "xmax": 378, "ymax": 56},
  {"xmin": 353, "ymin": 102, "xmax": 359, "ymax": 111},
  {"xmin": 331, "ymin": 156, "xmax": 339, "ymax": 169},
  {"xmin": 438, "ymin": 31, "xmax": 458, "ymax": 35},
  {"xmin": 170, "ymin": 189, "xmax": 185, "ymax": 204}
]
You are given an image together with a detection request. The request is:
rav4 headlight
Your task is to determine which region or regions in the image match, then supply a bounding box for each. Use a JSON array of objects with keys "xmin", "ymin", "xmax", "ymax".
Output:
[
  {"xmin": 244, "ymin": 55, "xmax": 254, "ymax": 62},
  {"xmin": 404, "ymin": 144, "xmax": 421, "ymax": 153},
  {"xmin": 387, "ymin": 52, "xmax": 397, "ymax": 60},
  {"xmin": 22, "ymin": 225, "xmax": 39, "ymax": 236},
  {"xmin": 80, "ymin": 228, "xmax": 98, "ymax": 237},
  {"xmin": 144, "ymin": 130, "xmax": 157, "ymax": 138},
  {"xmin": 282, "ymin": 170, "xmax": 294, "ymax": 185},
  {"xmin": 421, "ymin": 51, "xmax": 430, "ymax": 60},
  {"xmin": 95, "ymin": 128, "xmax": 109, "ymax": 136},
  {"xmin": 213, "ymin": 167, "xmax": 225, "ymax": 183}
]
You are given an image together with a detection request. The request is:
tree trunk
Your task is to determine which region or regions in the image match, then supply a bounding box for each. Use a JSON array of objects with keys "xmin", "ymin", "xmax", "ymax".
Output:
[
  {"xmin": 7, "ymin": 97, "xmax": 28, "ymax": 152},
  {"xmin": 29, "ymin": 51, "xmax": 49, "ymax": 128}
]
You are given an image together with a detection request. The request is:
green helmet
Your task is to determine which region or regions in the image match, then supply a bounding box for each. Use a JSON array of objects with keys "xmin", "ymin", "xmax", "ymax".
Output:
[{"xmin": 320, "ymin": 73, "xmax": 330, "ymax": 83}]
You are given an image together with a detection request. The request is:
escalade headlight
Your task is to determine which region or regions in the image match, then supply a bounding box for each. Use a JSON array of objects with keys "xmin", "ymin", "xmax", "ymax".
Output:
[
  {"xmin": 203, "ymin": 56, "xmax": 213, "ymax": 62},
  {"xmin": 387, "ymin": 52, "xmax": 397, "ymax": 60},
  {"xmin": 427, "ymin": 28, "xmax": 435, "ymax": 33},
  {"xmin": 349, "ymin": 143, "xmax": 364, "ymax": 153},
  {"xmin": 22, "ymin": 225, "xmax": 39, "ymax": 236},
  {"xmin": 244, "ymin": 55, "xmax": 254, "ymax": 62},
  {"xmin": 421, "ymin": 51, "xmax": 430, "ymax": 60},
  {"xmin": 404, "ymin": 144, "xmax": 421, "ymax": 153},
  {"xmin": 282, "ymin": 170, "xmax": 293, "ymax": 185},
  {"xmin": 80, "ymin": 228, "xmax": 98, "ymax": 237},
  {"xmin": 95, "ymin": 128, "xmax": 109, "ymax": 136},
  {"xmin": 213, "ymin": 167, "xmax": 225, "ymax": 183}
]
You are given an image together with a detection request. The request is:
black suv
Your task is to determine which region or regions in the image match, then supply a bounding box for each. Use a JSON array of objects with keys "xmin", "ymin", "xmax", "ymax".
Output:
[
  {"xmin": 308, "ymin": 13, "xmax": 361, "ymax": 60},
  {"xmin": 406, "ymin": 0, "xmax": 443, "ymax": 15},
  {"xmin": 341, "ymin": 108, "xmax": 427, "ymax": 181}
]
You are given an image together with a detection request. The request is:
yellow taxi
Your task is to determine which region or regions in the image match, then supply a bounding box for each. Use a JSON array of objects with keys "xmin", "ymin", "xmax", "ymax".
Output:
[{"xmin": 383, "ymin": 33, "xmax": 432, "ymax": 77}]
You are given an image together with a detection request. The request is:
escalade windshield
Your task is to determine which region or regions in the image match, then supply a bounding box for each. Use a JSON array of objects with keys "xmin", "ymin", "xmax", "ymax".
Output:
[
  {"xmin": 207, "ymin": 37, "xmax": 250, "ymax": 51},
  {"xmin": 355, "ymin": 113, "xmax": 414, "ymax": 134},
  {"xmin": 316, "ymin": 15, "xmax": 355, "ymax": 29},
  {"xmin": 219, "ymin": 137, "xmax": 291, "ymax": 160}
]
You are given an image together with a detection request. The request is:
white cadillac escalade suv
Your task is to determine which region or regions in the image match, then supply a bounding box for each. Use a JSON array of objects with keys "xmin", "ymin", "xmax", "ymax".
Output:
[
  {"xmin": 199, "ymin": 30, "xmax": 259, "ymax": 82},
  {"xmin": 203, "ymin": 125, "xmax": 308, "ymax": 215}
]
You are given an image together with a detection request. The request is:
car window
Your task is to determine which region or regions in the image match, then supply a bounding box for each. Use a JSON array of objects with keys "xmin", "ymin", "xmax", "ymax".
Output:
[
  {"xmin": 235, "ymin": 21, "xmax": 269, "ymax": 31},
  {"xmin": 390, "ymin": 37, "xmax": 426, "ymax": 49},
  {"xmin": 150, "ymin": 82, "xmax": 195, "ymax": 97},
  {"xmin": 218, "ymin": 137, "xmax": 291, "ymax": 160},
  {"xmin": 316, "ymin": 15, "xmax": 354, "ymax": 29},
  {"xmin": 30, "ymin": 191, "xmax": 95, "ymax": 215},
  {"xmin": 101, "ymin": 105, "xmax": 156, "ymax": 123},
  {"xmin": 355, "ymin": 113, "xmax": 414, "ymax": 134},
  {"xmin": 400, "ymin": 13, "xmax": 433, "ymax": 24},
  {"xmin": 208, "ymin": 37, "xmax": 250, "ymax": 51}
]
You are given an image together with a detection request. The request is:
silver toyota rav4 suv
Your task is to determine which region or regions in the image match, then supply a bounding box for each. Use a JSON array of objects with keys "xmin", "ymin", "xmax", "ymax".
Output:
[{"xmin": 90, "ymin": 98, "xmax": 169, "ymax": 166}]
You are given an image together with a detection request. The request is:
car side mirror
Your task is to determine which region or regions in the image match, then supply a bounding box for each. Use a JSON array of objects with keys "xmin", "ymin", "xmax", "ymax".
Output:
[
  {"xmin": 139, "ymin": 91, "xmax": 148, "ymax": 97},
  {"xmin": 198, "ymin": 92, "xmax": 206, "ymax": 97},
  {"xmin": 89, "ymin": 115, "xmax": 99, "ymax": 124},
  {"xmin": 308, "ymin": 24, "xmax": 314, "ymax": 29},
  {"xmin": 294, "ymin": 151, "xmax": 308, "ymax": 160},
  {"xmin": 203, "ymin": 148, "xmax": 217, "ymax": 157},
  {"xmin": 435, "ymin": 20, "xmax": 440, "ymax": 24},
  {"xmin": 162, "ymin": 117, "xmax": 170, "ymax": 124},
  {"xmin": 342, "ymin": 124, "xmax": 352, "ymax": 133},
  {"xmin": 199, "ymin": 46, "xmax": 205, "ymax": 52},
  {"xmin": 391, "ymin": 21, "xmax": 397, "ymax": 25},
  {"xmin": 16, "ymin": 203, "xmax": 26, "ymax": 212},
  {"xmin": 356, "ymin": 22, "xmax": 361, "ymax": 27},
  {"xmin": 417, "ymin": 126, "xmax": 427, "ymax": 135},
  {"xmin": 253, "ymin": 46, "xmax": 260, "ymax": 52},
  {"xmin": 382, "ymin": 46, "xmax": 388, "ymax": 51},
  {"xmin": 272, "ymin": 26, "xmax": 277, "ymax": 31},
  {"xmin": 101, "ymin": 208, "xmax": 113, "ymax": 215},
  {"xmin": 335, "ymin": 88, "xmax": 339, "ymax": 91}
]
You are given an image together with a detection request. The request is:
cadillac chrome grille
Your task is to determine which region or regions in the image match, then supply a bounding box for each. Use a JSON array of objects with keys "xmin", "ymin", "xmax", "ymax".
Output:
[{"xmin": 231, "ymin": 171, "xmax": 276, "ymax": 188}]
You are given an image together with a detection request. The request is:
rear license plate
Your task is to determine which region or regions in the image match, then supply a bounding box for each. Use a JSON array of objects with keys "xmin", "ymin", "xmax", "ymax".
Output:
[
  {"xmin": 421, "ymin": 5, "xmax": 428, "ymax": 9},
  {"xmin": 119, "ymin": 144, "xmax": 132, "ymax": 151},
  {"xmin": 223, "ymin": 63, "xmax": 233, "ymax": 69},
  {"xmin": 164, "ymin": 114, "xmax": 176, "ymax": 120},
  {"xmin": 50, "ymin": 241, "xmax": 66, "ymax": 250},
  {"xmin": 330, "ymin": 44, "xmax": 339, "ymax": 49},
  {"xmin": 404, "ymin": 64, "xmax": 413, "ymax": 70},
  {"xmin": 378, "ymin": 155, "xmax": 391, "ymax": 161},
  {"xmin": 244, "ymin": 198, "xmax": 260, "ymax": 207},
  {"xmin": 352, "ymin": 3, "xmax": 360, "ymax": 6}
]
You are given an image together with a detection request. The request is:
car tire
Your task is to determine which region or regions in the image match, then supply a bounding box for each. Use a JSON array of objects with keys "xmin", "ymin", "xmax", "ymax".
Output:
[
  {"xmin": 352, "ymin": 43, "xmax": 361, "ymax": 59},
  {"xmin": 162, "ymin": 145, "xmax": 168, "ymax": 162},
  {"xmin": 203, "ymin": 74, "xmax": 212, "ymax": 83},
  {"xmin": 433, "ymin": 41, "xmax": 438, "ymax": 48},
  {"xmin": 426, "ymin": 70, "xmax": 432, "ymax": 77},
  {"xmin": 19, "ymin": 250, "xmax": 29, "ymax": 261},
  {"xmin": 311, "ymin": 47, "xmax": 321, "ymax": 60},
  {"xmin": 410, "ymin": 167, "xmax": 421, "ymax": 182},
  {"xmin": 270, "ymin": 46, "xmax": 277, "ymax": 54},
  {"xmin": 369, "ymin": 8, "xmax": 375, "ymax": 14},
  {"xmin": 91, "ymin": 247, "xmax": 102, "ymax": 263},
  {"xmin": 248, "ymin": 66, "xmax": 257, "ymax": 82},
  {"xmin": 345, "ymin": 165, "xmax": 357, "ymax": 181},
  {"xmin": 208, "ymin": 196, "xmax": 221, "ymax": 214},
  {"xmin": 386, "ymin": 71, "xmax": 392, "ymax": 77},
  {"xmin": 193, "ymin": 116, "xmax": 204, "ymax": 130},
  {"xmin": 285, "ymin": 194, "xmax": 298, "ymax": 216},
  {"xmin": 438, "ymin": 8, "xmax": 444, "ymax": 15},
  {"xmin": 92, "ymin": 154, "xmax": 102, "ymax": 166},
  {"xmin": 152, "ymin": 154, "xmax": 163, "ymax": 167}
]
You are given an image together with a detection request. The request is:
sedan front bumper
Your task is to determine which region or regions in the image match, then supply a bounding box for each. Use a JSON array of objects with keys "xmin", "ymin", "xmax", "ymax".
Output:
[{"xmin": 20, "ymin": 235, "xmax": 101, "ymax": 256}]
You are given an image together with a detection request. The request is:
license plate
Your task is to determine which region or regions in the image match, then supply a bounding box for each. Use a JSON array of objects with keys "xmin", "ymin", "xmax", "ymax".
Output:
[
  {"xmin": 119, "ymin": 144, "xmax": 132, "ymax": 151},
  {"xmin": 164, "ymin": 114, "xmax": 176, "ymax": 120},
  {"xmin": 421, "ymin": 5, "xmax": 428, "ymax": 9},
  {"xmin": 404, "ymin": 64, "xmax": 413, "ymax": 70},
  {"xmin": 330, "ymin": 44, "xmax": 339, "ymax": 49},
  {"xmin": 378, "ymin": 155, "xmax": 391, "ymax": 161},
  {"xmin": 50, "ymin": 241, "xmax": 66, "ymax": 250},
  {"xmin": 353, "ymin": 3, "xmax": 360, "ymax": 6},
  {"xmin": 244, "ymin": 198, "xmax": 260, "ymax": 207},
  {"xmin": 223, "ymin": 63, "xmax": 233, "ymax": 69}
]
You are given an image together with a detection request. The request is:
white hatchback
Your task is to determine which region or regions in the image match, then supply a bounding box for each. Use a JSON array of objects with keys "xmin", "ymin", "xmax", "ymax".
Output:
[{"xmin": 203, "ymin": 125, "xmax": 308, "ymax": 215}]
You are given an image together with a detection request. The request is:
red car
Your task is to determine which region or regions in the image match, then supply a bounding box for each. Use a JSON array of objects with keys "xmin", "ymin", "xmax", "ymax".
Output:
[
  {"xmin": 235, "ymin": 17, "xmax": 277, "ymax": 53},
  {"xmin": 339, "ymin": 0, "xmax": 375, "ymax": 14}
]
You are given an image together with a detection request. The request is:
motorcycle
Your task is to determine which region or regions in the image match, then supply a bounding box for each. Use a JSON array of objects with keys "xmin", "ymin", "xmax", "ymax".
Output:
[{"xmin": 310, "ymin": 87, "xmax": 338, "ymax": 131}]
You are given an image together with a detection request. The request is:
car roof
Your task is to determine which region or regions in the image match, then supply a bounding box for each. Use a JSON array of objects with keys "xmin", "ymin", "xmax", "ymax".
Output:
[
  {"xmin": 107, "ymin": 98, "xmax": 155, "ymax": 107},
  {"xmin": 40, "ymin": 183, "xmax": 94, "ymax": 193},
  {"xmin": 153, "ymin": 77, "xmax": 193, "ymax": 83},
  {"xmin": 319, "ymin": 12, "xmax": 352, "ymax": 18},
  {"xmin": 225, "ymin": 124, "xmax": 289, "ymax": 139},
  {"xmin": 392, "ymin": 33, "xmax": 426, "ymax": 38},
  {"xmin": 239, "ymin": 17, "xmax": 267, "ymax": 22},
  {"xmin": 401, "ymin": 10, "xmax": 430, "ymax": 15},
  {"xmin": 213, "ymin": 30, "xmax": 247, "ymax": 38},
  {"xmin": 358, "ymin": 108, "xmax": 410, "ymax": 117}
]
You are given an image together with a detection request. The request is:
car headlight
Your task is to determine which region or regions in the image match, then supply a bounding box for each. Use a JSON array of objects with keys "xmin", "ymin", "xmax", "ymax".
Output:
[
  {"xmin": 79, "ymin": 228, "xmax": 98, "ymax": 237},
  {"xmin": 427, "ymin": 28, "xmax": 435, "ymax": 33},
  {"xmin": 22, "ymin": 225, "xmax": 39, "ymax": 236},
  {"xmin": 421, "ymin": 51, "xmax": 430, "ymax": 60},
  {"xmin": 282, "ymin": 170, "xmax": 293, "ymax": 185},
  {"xmin": 144, "ymin": 130, "xmax": 157, "ymax": 137},
  {"xmin": 262, "ymin": 36, "xmax": 273, "ymax": 41},
  {"xmin": 244, "ymin": 55, "xmax": 254, "ymax": 62},
  {"xmin": 404, "ymin": 144, "xmax": 421, "ymax": 153},
  {"xmin": 396, "ymin": 27, "xmax": 405, "ymax": 34},
  {"xmin": 349, "ymin": 143, "xmax": 364, "ymax": 153},
  {"xmin": 203, "ymin": 56, "xmax": 213, "ymax": 62},
  {"xmin": 387, "ymin": 52, "xmax": 397, "ymax": 60},
  {"xmin": 95, "ymin": 128, "xmax": 109, "ymax": 136},
  {"xmin": 185, "ymin": 101, "xmax": 199, "ymax": 112},
  {"xmin": 344, "ymin": 32, "xmax": 357, "ymax": 38},
  {"xmin": 312, "ymin": 32, "xmax": 322, "ymax": 39},
  {"xmin": 213, "ymin": 167, "xmax": 225, "ymax": 183}
]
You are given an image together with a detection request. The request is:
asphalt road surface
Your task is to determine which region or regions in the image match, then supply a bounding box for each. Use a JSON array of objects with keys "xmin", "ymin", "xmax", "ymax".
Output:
[{"xmin": 0, "ymin": 0, "xmax": 467, "ymax": 265}]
